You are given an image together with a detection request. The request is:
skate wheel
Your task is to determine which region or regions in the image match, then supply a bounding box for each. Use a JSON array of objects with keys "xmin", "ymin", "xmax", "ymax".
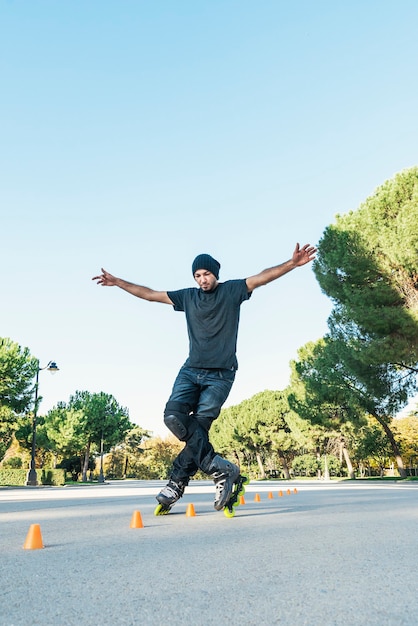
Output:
[
  {"xmin": 154, "ymin": 503, "xmax": 170, "ymax": 516},
  {"xmin": 224, "ymin": 507, "xmax": 235, "ymax": 518},
  {"xmin": 232, "ymin": 499, "xmax": 240, "ymax": 508},
  {"xmin": 238, "ymin": 486, "xmax": 246, "ymax": 497}
]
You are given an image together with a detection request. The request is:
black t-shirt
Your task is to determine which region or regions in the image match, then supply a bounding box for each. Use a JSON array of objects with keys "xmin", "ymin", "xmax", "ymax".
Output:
[{"xmin": 167, "ymin": 279, "xmax": 251, "ymax": 370}]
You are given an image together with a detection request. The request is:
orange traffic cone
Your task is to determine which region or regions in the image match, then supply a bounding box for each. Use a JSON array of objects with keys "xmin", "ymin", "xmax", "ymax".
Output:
[
  {"xmin": 239, "ymin": 495, "xmax": 246, "ymax": 505},
  {"xmin": 294, "ymin": 487, "xmax": 298, "ymax": 494},
  {"xmin": 130, "ymin": 510, "xmax": 144, "ymax": 528},
  {"xmin": 286, "ymin": 489, "xmax": 291, "ymax": 495},
  {"xmin": 23, "ymin": 524, "xmax": 44, "ymax": 550},
  {"xmin": 186, "ymin": 503, "xmax": 196, "ymax": 517},
  {"xmin": 254, "ymin": 493, "xmax": 261, "ymax": 502},
  {"xmin": 268, "ymin": 491, "xmax": 274, "ymax": 499},
  {"xmin": 278, "ymin": 490, "xmax": 283, "ymax": 497}
]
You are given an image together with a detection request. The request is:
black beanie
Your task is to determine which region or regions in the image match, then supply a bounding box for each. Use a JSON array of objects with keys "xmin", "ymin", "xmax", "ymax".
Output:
[{"xmin": 192, "ymin": 254, "xmax": 221, "ymax": 279}]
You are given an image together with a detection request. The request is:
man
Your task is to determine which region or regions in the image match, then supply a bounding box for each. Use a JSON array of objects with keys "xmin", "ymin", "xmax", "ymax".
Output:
[{"xmin": 92, "ymin": 242, "xmax": 316, "ymax": 511}]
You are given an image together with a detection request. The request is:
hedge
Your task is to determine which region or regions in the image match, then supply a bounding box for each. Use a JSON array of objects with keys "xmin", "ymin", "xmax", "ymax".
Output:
[{"xmin": 0, "ymin": 468, "xmax": 66, "ymax": 486}]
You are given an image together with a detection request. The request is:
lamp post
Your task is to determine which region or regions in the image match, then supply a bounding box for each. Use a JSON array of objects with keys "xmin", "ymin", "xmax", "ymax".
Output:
[
  {"xmin": 98, "ymin": 428, "xmax": 105, "ymax": 483},
  {"xmin": 26, "ymin": 360, "xmax": 59, "ymax": 487}
]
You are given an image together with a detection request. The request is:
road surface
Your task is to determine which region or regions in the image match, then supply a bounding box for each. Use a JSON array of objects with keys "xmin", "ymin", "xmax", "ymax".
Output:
[{"xmin": 1, "ymin": 480, "xmax": 417, "ymax": 625}]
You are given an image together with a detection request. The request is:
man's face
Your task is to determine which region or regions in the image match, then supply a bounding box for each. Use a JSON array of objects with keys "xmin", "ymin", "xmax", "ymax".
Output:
[{"xmin": 193, "ymin": 269, "xmax": 218, "ymax": 291}]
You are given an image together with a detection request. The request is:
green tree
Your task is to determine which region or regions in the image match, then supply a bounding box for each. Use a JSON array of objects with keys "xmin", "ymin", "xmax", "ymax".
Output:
[
  {"xmin": 42, "ymin": 404, "xmax": 87, "ymax": 462},
  {"xmin": 44, "ymin": 391, "xmax": 132, "ymax": 481},
  {"xmin": 57, "ymin": 455, "xmax": 95, "ymax": 482},
  {"xmin": 0, "ymin": 338, "xmax": 38, "ymax": 461},
  {"xmin": 72, "ymin": 391, "xmax": 132, "ymax": 481},
  {"xmin": 290, "ymin": 338, "xmax": 409, "ymax": 476},
  {"xmin": 292, "ymin": 454, "xmax": 319, "ymax": 477},
  {"xmin": 314, "ymin": 167, "xmax": 418, "ymax": 372},
  {"xmin": 300, "ymin": 169, "xmax": 418, "ymax": 478},
  {"xmin": 138, "ymin": 436, "xmax": 183, "ymax": 479},
  {"xmin": 212, "ymin": 390, "xmax": 304, "ymax": 479},
  {"xmin": 0, "ymin": 406, "xmax": 17, "ymax": 463},
  {"xmin": 287, "ymin": 342, "xmax": 360, "ymax": 478},
  {"xmin": 15, "ymin": 412, "xmax": 53, "ymax": 469},
  {"xmin": 351, "ymin": 417, "xmax": 393, "ymax": 476},
  {"xmin": 392, "ymin": 415, "xmax": 418, "ymax": 471},
  {"xmin": 0, "ymin": 338, "xmax": 38, "ymax": 412},
  {"xmin": 106, "ymin": 425, "xmax": 151, "ymax": 478}
]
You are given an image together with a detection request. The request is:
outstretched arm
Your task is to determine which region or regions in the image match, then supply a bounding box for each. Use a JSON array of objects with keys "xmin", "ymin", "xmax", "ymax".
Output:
[
  {"xmin": 245, "ymin": 243, "xmax": 317, "ymax": 291},
  {"xmin": 92, "ymin": 268, "xmax": 173, "ymax": 304}
]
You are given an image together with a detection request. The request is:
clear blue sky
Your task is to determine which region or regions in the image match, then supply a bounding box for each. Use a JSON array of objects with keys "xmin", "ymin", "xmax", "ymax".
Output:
[{"xmin": 2, "ymin": 1, "xmax": 418, "ymax": 436}]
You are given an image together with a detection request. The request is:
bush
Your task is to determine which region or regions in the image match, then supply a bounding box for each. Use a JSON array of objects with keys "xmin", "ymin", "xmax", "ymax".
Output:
[
  {"xmin": 2, "ymin": 456, "xmax": 23, "ymax": 469},
  {"xmin": 0, "ymin": 468, "xmax": 66, "ymax": 486},
  {"xmin": 0, "ymin": 469, "xmax": 27, "ymax": 485},
  {"xmin": 57, "ymin": 456, "xmax": 95, "ymax": 482},
  {"xmin": 291, "ymin": 454, "xmax": 319, "ymax": 477},
  {"xmin": 40, "ymin": 469, "xmax": 66, "ymax": 486}
]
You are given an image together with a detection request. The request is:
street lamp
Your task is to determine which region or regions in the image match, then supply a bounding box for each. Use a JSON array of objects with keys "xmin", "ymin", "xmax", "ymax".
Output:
[
  {"xmin": 26, "ymin": 360, "xmax": 59, "ymax": 487},
  {"xmin": 98, "ymin": 428, "xmax": 105, "ymax": 483}
]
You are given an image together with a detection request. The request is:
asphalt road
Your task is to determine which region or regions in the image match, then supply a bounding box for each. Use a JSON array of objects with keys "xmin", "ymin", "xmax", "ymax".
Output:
[{"xmin": 1, "ymin": 480, "xmax": 417, "ymax": 626}]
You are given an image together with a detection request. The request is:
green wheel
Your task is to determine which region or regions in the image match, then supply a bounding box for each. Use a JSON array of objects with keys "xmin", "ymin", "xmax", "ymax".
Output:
[
  {"xmin": 238, "ymin": 486, "xmax": 246, "ymax": 497},
  {"xmin": 232, "ymin": 498, "xmax": 240, "ymax": 508},
  {"xmin": 154, "ymin": 503, "xmax": 169, "ymax": 516},
  {"xmin": 224, "ymin": 507, "xmax": 235, "ymax": 518}
]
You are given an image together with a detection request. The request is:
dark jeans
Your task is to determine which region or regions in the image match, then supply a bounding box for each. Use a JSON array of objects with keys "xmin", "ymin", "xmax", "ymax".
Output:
[{"xmin": 167, "ymin": 365, "xmax": 236, "ymax": 483}]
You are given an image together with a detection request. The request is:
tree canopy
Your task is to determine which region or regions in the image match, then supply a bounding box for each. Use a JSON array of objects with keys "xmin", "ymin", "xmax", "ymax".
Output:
[
  {"xmin": 211, "ymin": 390, "xmax": 306, "ymax": 478},
  {"xmin": 0, "ymin": 337, "xmax": 38, "ymax": 414},
  {"xmin": 291, "ymin": 168, "xmax": 418, "ymax": 477},
  {"xmin": 0, "ymin": 338, "xmax": 38, "ymax": 461},
  {"xmin": 313, "ymin": 166, "xmax": 418, "ymax": 372},
  {"xmin": 44, "ymin": 390, "xmax": 132, "ymax": 481}
]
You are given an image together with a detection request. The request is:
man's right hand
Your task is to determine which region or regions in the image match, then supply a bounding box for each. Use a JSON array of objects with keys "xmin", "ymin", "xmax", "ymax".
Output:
[
  {"xmin": 92, "ymin": 268, "xmax": 173, "ymax": 304},
  {"xmin": 92, "ymin": 268, "xmax": 118, "ymax": 286}
]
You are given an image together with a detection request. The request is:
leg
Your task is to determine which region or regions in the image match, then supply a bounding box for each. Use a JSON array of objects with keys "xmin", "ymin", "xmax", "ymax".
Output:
[
  {"xmin": 164, "ymin": 401, "xmax": 214, "ymax": 481},
  {"xmin": 158, "ymin": 367, "xmax": 239, "ymax": 511},
  {"xmin": 162, "ymin": 367, "xmax": 207, "ymax": 483},
  {"xmin": 156, "ymin": 367, "xmax": 202, "ymax": 509},
  {"xmin": 192, "ymin": 369, "xmax": 242, "ymax": 508},
  {"xmin": 167, "ymin": 367, "xmax": 237, "ymax": 476}
]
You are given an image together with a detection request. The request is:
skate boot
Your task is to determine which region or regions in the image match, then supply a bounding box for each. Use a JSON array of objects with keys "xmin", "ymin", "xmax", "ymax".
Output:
[
  {"xmin": 208, "ymin": 455, "xmax": 240, "ymax": 511},
  {"xmin": 154, "ymin": 479, "xmax": 186, "ymax": 515}
]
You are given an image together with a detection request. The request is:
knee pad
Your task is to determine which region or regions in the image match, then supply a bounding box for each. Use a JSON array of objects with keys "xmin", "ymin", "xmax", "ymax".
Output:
[{"xmin": 164, "ymin": 401, "xmax": 193, "ymax": 441}]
